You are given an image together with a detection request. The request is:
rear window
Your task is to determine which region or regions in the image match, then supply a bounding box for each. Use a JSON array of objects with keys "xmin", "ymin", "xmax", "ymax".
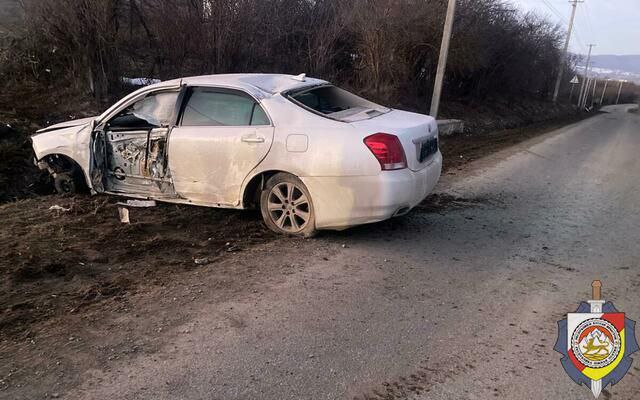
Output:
[{"xmin": 286, "ymin": 85, "xmax": 390, "ymax": 122}]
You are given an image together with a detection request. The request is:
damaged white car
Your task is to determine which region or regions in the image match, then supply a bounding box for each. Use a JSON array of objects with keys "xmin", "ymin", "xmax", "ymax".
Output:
[{"xmin": 32, "ymin": 74, "xmax": 442, "ymax": 236}]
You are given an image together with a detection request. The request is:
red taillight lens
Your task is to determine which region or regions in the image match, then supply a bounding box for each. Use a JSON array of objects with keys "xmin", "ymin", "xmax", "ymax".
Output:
[{"xmin": 363, "ymin": 133, "xmax": 407, "ymax": 170}]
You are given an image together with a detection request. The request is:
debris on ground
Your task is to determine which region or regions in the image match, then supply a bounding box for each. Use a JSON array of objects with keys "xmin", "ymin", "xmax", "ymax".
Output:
[
  {"xmin": 118, "ymin": 207, "xmax": 130, "ymax": 223},
  {"xmin": 48, "ymin": 205, "xmax": 71, "ymax": 212}
]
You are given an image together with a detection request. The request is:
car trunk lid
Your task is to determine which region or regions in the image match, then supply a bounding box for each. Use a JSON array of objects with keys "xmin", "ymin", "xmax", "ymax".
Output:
[{"xmin": 351, "ymin": 109, "xmax": 438, "ymax": 171}]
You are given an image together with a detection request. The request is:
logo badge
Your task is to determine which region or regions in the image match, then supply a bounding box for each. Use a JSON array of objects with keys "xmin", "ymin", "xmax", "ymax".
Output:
[{"xmin": 555, "ymin": 281, "xmax": 639, "ymax": 398}]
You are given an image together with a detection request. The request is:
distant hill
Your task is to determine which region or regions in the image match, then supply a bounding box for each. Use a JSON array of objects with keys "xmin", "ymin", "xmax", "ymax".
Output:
[
  {"xmin": 575, "ymin": 54, "xmax": 640, "ymax": 83},
  {"xmin": 588, "ymin": 55, "xmax": 640, "ymax": 75}
]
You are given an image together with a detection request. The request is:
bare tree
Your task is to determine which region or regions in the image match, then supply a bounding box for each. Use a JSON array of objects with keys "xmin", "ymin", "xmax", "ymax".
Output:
[{"xmin": 0, "ymin": 0, "xmax": 576, "ymax": 106}]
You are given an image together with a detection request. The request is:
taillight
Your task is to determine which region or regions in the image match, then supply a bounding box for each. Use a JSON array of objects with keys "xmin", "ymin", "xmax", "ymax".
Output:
[{"xmin": 363, "ymin": 133, "xmax": 407, "ymax": 170}]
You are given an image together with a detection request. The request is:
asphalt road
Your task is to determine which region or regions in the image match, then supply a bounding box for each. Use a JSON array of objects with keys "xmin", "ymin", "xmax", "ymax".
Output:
[{"xmin": 68, "ymin": 105, "xmax": 640, "ymax": 400}]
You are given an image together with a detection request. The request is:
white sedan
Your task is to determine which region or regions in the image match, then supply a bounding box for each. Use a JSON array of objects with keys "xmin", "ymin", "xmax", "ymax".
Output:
[{"xmin": 31, "ymin": 74, "xmax": 442, "ymax": 236}]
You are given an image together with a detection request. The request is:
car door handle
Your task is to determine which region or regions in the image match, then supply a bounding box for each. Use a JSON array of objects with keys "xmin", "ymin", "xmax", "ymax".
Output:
[{"xmin": 241, "ymin": 136, "xmax": 265, "ymax": 143}]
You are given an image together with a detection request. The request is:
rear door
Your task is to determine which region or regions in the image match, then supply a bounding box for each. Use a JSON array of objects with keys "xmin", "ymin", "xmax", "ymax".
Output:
[{"xmin": 168, "ymin": 87, "xmax": 274, "ymax": 205}]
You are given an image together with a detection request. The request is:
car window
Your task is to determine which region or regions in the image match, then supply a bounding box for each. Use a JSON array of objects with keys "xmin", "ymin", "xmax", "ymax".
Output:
[
  {"xmin": 251, "ymin": 104, "xmax": 270, "ymax": 126},
  {"xmin": 109, "ymin": 91, "xmax": 179, "ymax": 128},
  {"xmin": 287, "ymin": 85, "xmax": 390, "ymax": 122},
  {"xmin": 181, "ymin": 88, "xmax": 270, "ymax": 126}
]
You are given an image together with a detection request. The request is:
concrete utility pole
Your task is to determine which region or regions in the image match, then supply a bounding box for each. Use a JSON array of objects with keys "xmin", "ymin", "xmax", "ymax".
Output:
[
  {"xmin": 590, "ymin": 77, "xmax": 598, "ymax": 108},
  {"xmin": 552, "ymin": 0, "xmax": 583, "ymax": 103},
  {"xmin": 584, "ymin": 76, "xmax": 596, "ymax": 109},
  {"xmin": 578, "ymin": 44, "xmax": 595, "ymax": 108},
  {"xmin": 599, "ymin": 79, "xmax": 609, "ymax": 105},
  {"xmin": 580, "ymin": 76, "xmax": 591, "ymax": 108},
  {"xmin": 430, "ymin": 0, "xmax": 457, "ymax": 119},
  {"xmin": 615, "ymin": 80, "xmax": 626, "ymax": 104},
  {"xmin": 581, "ymin": 76, "xmax": 595, "ymax": 109},
  {"xmin": 578, "ymin": 70, "xmax": 590, "ymax": 108}
]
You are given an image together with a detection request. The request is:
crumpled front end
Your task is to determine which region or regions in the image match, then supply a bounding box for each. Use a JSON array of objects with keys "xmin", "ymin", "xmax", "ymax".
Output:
[{"xmin": 31, "ymin": 120, "xmax": 95, "ymax": 189}]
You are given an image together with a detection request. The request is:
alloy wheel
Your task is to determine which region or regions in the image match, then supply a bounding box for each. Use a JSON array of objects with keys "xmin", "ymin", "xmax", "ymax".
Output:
[{"xmin": 267, "ymin": 182, "xmax": 310, "ymax": 233}]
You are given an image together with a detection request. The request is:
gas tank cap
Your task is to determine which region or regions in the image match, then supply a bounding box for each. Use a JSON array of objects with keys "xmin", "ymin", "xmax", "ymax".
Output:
[{"xmin": 286, "ymin": 134, "xmax": 308, "ymax": 152}]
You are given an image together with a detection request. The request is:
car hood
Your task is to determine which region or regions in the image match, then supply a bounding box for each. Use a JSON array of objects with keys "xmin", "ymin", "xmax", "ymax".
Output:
[{"xmin": 36, "ymin": 116, "xmax": 96, "ymax": 134}]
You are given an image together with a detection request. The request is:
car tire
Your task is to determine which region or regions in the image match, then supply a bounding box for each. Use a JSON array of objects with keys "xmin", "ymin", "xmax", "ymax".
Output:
[
  {"xmin": 54, "ymin": 172, "xmax": 81, "ymax": 194},
  {"xmin": 260, "ymin": 173, "xmax": 317, "ymax": 237}
]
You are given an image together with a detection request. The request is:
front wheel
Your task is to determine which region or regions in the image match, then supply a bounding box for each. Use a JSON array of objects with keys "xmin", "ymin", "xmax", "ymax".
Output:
[
  {"xmin": 54, "ymin": 172, "xmax": 79, "ymax": 194},
  {"xmin": 260, "ymin": 173, "xmax": 317, "ymax": 237}
]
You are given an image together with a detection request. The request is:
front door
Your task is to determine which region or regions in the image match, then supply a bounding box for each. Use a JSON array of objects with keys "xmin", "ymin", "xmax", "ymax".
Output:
[
  {"xmin": 93, "ymin": 90, "xmax": 180, "ymax": 196},
  {"xmin": 168, "ymin": 87, "xmax": 274, "ymax": 205}
]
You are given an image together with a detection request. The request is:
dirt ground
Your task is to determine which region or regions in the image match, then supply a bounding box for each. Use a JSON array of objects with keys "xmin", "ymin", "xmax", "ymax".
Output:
[
  {"xmin": 0, "ymin": 196, "xmax": 282, "ymax": 398},
  {"xmin": 0, "ymin": 193, "xmax": 484, "ymax": 398},
  {"xmin": 0, "ymin": 197, "xmax": 274, "ymax": 335},
  {"xmin": 0, "ymin": 110, "xmax": 594, "ymax": 398},
  {"xmin": 0, "ymin": 112, "xmax": 590, "ymax": 333}
]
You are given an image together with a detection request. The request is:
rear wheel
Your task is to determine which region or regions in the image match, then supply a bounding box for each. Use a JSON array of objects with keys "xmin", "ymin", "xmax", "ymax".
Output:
[{"xmin": 260, "ymin": 173, "xmax": 317, "ymax": 237}]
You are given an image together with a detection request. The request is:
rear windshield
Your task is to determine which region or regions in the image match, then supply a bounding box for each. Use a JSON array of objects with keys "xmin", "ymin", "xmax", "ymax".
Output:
[{"xmin": 286, "ymin": 85, "xmax": 390, "ymax": 122}]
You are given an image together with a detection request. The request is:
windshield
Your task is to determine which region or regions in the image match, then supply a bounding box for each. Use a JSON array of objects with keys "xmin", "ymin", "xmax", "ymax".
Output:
[{"xmin": 287, "ymin": 85, "xmax": 390, "ymax": 122}]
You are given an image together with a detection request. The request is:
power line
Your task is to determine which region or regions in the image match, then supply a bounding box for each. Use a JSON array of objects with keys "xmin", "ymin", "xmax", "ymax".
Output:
[
  {"xmin": 572, "ymin": 27, "xmax": 587, "ymax": 51},
  {"xmin": 540, "ymin": 0, "xmax": 564, "ymax": 20},
  {"xmin": 536, "ymin": 0, "xmax": 586, "ymax": 53}
]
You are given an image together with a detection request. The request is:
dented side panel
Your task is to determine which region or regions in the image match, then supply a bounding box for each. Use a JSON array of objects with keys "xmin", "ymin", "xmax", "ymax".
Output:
[{"xmin": 168, "ymin": 125, "xmax": 274, "ymax": 205}]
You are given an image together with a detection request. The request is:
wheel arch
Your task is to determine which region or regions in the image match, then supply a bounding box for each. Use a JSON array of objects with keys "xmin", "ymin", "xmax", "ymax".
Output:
[
  {"xmin": 38, "ymin": 153, "xmax": 91, "ymax": 189},
  {"xmin": 241, "ymin": 169, "xmax": 297, "ymax": 209}
]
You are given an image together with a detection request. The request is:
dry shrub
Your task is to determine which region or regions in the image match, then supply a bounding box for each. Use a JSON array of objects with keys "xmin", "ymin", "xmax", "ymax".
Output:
[{"xmin": 0, "ymin": 0, "xmax": 586, "ymax": 109}]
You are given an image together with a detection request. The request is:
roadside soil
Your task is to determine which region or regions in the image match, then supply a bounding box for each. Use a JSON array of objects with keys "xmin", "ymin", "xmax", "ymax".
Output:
[
  {"xmin": 438, "ymin": 112, "xmax": 591, "ymax": 171},
  {"xmin": 0, "ymin": 102, "xmax": 594, "ymax": 398},
  {"xmin": 0, "ymin": 197, "xmax": 273, "ymax": 336}
]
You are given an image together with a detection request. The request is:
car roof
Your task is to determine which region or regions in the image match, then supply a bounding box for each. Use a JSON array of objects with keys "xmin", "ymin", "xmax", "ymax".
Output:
[{"xmin": 156, "ymin": 73, "xmax": 328, "ymax": 97}]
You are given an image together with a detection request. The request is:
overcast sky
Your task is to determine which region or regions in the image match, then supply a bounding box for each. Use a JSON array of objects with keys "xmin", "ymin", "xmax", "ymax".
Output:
[{"xmin": 509, "ymin": 0, "xmax": 639, "ymax": 55}]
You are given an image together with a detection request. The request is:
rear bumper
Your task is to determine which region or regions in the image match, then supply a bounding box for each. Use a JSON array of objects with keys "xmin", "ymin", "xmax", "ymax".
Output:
[{"xmin": 302, "ymin": 151, "xmax": 442, "ymax": 229}]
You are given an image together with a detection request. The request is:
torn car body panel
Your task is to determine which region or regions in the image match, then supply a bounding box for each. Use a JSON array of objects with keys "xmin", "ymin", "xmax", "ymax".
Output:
[
  {"xmin": 101, "ymin": 127, "xmax": 174, "ymax": 195},
  {"xmin": 90, "ymin": 85, "xmax": 184, "ymax": 197}
]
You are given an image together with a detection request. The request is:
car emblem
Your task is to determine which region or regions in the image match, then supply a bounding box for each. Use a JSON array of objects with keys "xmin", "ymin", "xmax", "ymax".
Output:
[{"xmin": 554, "ymin": 281, "xmax": 639, "ymax": 398}]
